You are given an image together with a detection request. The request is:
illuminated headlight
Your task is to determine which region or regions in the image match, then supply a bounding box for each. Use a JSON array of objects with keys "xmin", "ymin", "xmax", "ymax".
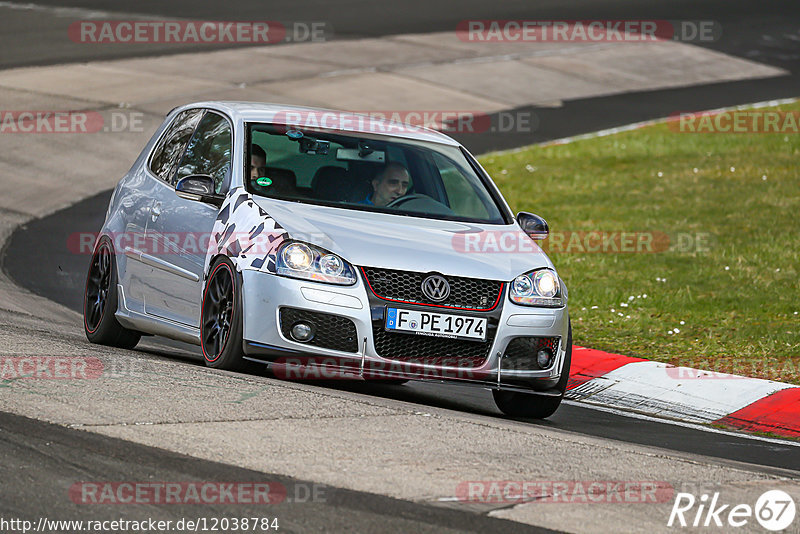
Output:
[
  {"xmin": 509, "ymin": 269, "xmax": 563, "ymax": 307},
  {"xmin": 532, "ymin": 270, "xmax": 558, "ymax": 298},
  {"xmin": 282, "ymin": 243, "xmax": 313, "ymax": 271},
  {"xmin": 276, "ymin": 241, "xmax": 356, "ymax": 285}
]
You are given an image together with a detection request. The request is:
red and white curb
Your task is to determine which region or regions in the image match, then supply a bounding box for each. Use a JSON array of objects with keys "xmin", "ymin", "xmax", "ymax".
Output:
[{"xmin": 567, "ymin": 346, "xmax": 800, "ymax": 439}]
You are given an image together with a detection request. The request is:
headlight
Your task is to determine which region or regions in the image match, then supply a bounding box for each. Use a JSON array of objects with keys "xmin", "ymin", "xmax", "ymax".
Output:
[
  {"xmin": 276, "ymin": 241, "xmax": 357, "ymax": 285},
  {"xmin": 511, "ymin": 275, "xmax": 533, "ymax": 296},
  {"xmin": 319, "ymin": 254, "xmax": 343, "ymax": 276},
  {"xmin": 509, "ymin": 269, "xmax": 563, "ymax": 307},
  {"xmin": 282, "ymin": 243, "xmax": 313, "ymax": 271},
  {"xmin": 532, "ymin": 270, "xmax": 558, "ymax": 298}
]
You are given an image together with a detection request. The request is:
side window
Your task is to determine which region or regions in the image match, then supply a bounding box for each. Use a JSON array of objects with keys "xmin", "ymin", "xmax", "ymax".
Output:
[
  {"xmin": 252, "ymin": 130, "xmax": 342, "ymax": 188},
  {"xmin": 175, "ymin": 112, "xmax": 232, "ymax": 194},
  {"xmin": 149, "ymin": 109, "xmax": 204, "ymax": 183}
]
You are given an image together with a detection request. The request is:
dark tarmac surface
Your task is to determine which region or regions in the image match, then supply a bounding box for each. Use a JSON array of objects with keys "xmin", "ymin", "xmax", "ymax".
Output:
[
  {"xmin": 5, "ymin": 190, "xmax": 800, "ymax": 475},
  {"xmin": 1, "ymin": 0, "xmax": 798, "ymax": 153},
  {"xmin": 1, "ymin": 1, "xmax": 799, "ymax": 530},
  {"xmin": 0, "ymin": 411, "xmax": 556, "ymax": 533}
]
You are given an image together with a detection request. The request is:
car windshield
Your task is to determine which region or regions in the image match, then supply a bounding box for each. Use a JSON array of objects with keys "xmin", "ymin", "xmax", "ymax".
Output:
[{"xmin": 246, "ymin": 123, "xmax": 507, "ymax": 224}]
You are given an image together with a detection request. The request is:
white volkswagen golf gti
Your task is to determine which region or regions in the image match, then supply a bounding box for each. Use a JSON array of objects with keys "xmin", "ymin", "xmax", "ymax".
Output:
[{"xmin": 84, "ymin": 102, "xmax": 572, "ymax": 418}]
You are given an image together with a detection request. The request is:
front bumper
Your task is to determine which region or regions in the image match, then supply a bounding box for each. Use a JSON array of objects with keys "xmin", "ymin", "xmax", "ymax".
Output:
[{"xmin": 240, "ymin": 268, "xmax": 569, "ymax": 392}]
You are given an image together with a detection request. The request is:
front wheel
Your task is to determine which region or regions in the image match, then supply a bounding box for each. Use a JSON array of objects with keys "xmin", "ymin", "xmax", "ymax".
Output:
[
  {"xmin": 201, "ymin": 257, "xmax": 248, "ymax": 371},
  {"xmin": 83, "ymin": 237, "xmax": 140, "ymax": 349},
  {"xmin": 493, "ymin": 322, "xmax": 572, "ymax": 419}
]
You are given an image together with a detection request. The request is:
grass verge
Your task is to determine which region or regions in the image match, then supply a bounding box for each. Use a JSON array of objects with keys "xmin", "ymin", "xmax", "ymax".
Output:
[{"xmin": 480, "ymin": 102, "xmax": 800, "ymax": 383}]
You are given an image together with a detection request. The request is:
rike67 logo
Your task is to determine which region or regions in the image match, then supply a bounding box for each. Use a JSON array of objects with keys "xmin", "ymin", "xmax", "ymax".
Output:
[{"xmin": 668, "ymin": 490, "xmax": 796, "ymax": 531}]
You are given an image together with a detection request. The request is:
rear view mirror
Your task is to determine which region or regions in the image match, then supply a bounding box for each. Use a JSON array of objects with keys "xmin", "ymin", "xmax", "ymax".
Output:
[
  {"xmin": 516, "ymin": 211, "xmax": 549, "ymax": 240},
  {"xmin": 175, "ymin": 175, "xmax": 224, "ymax": 207},
  {"xmin": 337, "ymin": 147, "xmax": 385, "ymax": 163}
]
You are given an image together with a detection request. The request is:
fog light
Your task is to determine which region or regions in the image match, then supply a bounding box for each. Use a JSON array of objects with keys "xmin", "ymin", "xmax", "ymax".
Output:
[
  {"xmin": 291, "ymin": 322, "xmax": 314, "ymax": 342},
  {"xmin": 537, "ymin": 349, "xmax": 553, "ymax": 369}
]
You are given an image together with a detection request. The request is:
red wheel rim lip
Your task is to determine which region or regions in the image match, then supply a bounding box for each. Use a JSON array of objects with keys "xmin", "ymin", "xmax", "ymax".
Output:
[{"xmin": 201, "ymin": 262, "xmax": 235, "ymax": 363}]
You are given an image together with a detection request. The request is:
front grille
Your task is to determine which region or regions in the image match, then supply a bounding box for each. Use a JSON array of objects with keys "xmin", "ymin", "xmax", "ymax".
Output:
[
  {"xmin": 371, "ymin": 321, "xmax": 496, "ymax": 368},
  {"xmin": 502, "ymin": 337, "xmax": 560, "ymax": 370},
  {"xmin": 279, "ymin": 308, "xmax": 358, "ymax": 353},
  {"xmin": 361, "ymin": 267, "xmax": 503, "ymax": 311}
]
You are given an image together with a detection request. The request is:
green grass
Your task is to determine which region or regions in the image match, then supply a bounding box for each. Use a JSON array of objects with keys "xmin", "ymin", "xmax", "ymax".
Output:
[{"xmin": 479, "ymin": 102, "xmax": 800, "ymax": 383}]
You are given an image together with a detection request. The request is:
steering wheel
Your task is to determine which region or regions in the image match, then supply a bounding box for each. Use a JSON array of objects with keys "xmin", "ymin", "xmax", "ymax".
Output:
[{"xmin": 386, "ymin": 193, "xmax": 428, "ymax": 208}]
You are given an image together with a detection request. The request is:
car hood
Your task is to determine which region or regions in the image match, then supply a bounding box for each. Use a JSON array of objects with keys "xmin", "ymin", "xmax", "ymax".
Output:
[{"xmin": 253, "ymin": 198, "xmax": 554, "ymax": 281}]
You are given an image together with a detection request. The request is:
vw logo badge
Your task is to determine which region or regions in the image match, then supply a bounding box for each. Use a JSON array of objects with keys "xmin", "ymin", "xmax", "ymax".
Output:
[{"xmin": 421, "ymin": 275, "xmax": 450, "ymax": 302}]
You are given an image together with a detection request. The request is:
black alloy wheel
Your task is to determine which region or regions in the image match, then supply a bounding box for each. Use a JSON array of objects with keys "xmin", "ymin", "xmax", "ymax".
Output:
[
  {"xmin": 84, "ymin": 242, "xmax": 111, "ymax": 333},
  {"xmin": 83, "ymin": 237, "xmax": 140, "ymax": 348},
  {"xmin": 201, "ymin": 258, "xmax": 248, "ymax": 370}
]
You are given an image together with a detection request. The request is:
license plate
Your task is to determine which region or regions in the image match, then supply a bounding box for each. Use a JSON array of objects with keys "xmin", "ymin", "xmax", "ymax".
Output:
[{"xmin": 385, "ymin": 308, "xmax": 487, "ymax": 342}]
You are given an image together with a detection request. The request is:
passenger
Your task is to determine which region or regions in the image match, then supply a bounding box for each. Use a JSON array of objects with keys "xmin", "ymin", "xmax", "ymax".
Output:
[
  {"xmin": 250, "ymin": 144, "xmax": 268, "ymax": 182},
  {"xmin": 251, "ymin": 144, "xmax": 297, "ymax": 196},
  {"xmin": 362, "ymin": 162, "xmax": 411, "ymax": 206}
]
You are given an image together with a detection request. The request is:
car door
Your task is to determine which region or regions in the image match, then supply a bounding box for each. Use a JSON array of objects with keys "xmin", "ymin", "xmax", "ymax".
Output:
[
  {"xmin": 122, "ymin": 108, "xmax": 204, "ymax": 311},
  {"xmin": 143, "ymin": 110, "xmax": 233, "ymax": 328}
]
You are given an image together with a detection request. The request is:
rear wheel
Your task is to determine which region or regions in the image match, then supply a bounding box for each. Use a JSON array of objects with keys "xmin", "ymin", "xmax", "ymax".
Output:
[
  {"xmin": 201, "ymin": 257, "xmax": 247, "ymax": 371},
  {"xmin": 83, "ymin": 237, "xmax": 140, "ymax": 349},
  {"xmin": 493, "ymin": 322, "xmax": 572, "ymax": 419}
]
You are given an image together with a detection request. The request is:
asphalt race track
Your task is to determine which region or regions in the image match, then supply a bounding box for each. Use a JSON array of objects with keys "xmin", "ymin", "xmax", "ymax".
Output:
[
  {"xmin": 1, "ymin": 0, "xmax": 800, "ymax": 532},
  {"xmin": 1, "ymin": 0, "xmax": 799, "ymax": 153},
  {"xmin": 2, "ymin": 0, "xmax": 799, "ymax": 70},
  {"xmin": 0, "ymin": 411, "xmax": 554, "ymax": 533},
  {"xmin": 7, "ymin": 190, "xmax": 800, "ymax": 473}
]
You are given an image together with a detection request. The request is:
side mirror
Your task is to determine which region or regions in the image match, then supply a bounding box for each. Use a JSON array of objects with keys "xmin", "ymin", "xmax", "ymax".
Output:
[
  {"xmin": 517, "ymin": 211, "xmax": 549, "ymax": 240},
  {"xmin": 176, "ymin": 175, "xmax": 224, "ymax": 207}
]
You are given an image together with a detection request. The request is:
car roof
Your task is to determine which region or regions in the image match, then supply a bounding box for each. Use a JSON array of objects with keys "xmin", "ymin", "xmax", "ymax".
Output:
[{"xmin": 173, "ymin": 101, "xmax": 463, "ymax": 146}]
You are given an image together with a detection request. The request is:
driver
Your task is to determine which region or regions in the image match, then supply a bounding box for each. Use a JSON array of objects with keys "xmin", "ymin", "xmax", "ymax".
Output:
[{"xmin": 363, "ymin": 162, "xmax": 411, "ymax": 206}]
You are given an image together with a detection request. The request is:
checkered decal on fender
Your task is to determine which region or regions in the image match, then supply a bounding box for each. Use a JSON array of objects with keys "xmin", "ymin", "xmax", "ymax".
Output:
[{"xmin": 205, "ymin": 190, "xmax": 288, "ymax": 276}]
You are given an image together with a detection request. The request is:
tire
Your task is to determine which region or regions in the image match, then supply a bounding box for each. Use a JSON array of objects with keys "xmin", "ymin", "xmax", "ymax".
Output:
[
  {"xmin": 493, "ymin": 321, "xmax": 572, "ymax": 419},
  {"xmin": 201, "ymin": 257, "xmax": 248, "ymax": 371},
  {"xmin": 83, "ymin": 237, "xmax": 141, "ymax": 349}
]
